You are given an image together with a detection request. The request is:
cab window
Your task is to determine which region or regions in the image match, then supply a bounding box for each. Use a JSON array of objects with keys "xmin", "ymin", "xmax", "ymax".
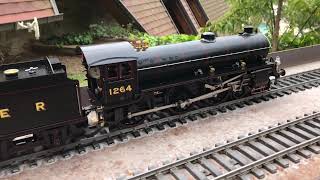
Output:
[
  {"xmin": 120, "ymin": 63, "xmax": 132, "ymax": 78},
  {"xmin": 107, "ymin": 65, "xmax": 119, "ymax": 80}
]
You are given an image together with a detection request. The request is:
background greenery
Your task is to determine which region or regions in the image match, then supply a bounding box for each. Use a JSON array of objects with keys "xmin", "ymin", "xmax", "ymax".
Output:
[
  {"xmin": 68, "ymin": 73, "xmax": 87, "ymax": 87},
  {"xmin": 44, "ymin": 22, "xmax": 201, "ymax": 47},
  {"xmin": 53, "ymin": 0, "xmax": 319, "ymax": 85},
  {"xmin": 44, "ymin": 0, "xmax": 320, "ymax": 50},
  {"xmin": 44, "ymin": 23, "xmax": 138, "ymax": 46},
  {"xmin": 203, "ymin": 0, "xmax": 320, "ymax": 51}
]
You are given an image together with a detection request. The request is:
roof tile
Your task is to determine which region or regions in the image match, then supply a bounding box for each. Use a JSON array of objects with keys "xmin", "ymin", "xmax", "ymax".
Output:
[
  {"xmin": 0, "ymin": 0, "xmax": 59, "ymax": 25},
  {"xmin": 200, "ymin": 0, "xmax": 229, "ymax": 22},
  {"xmin": 120, "ymin": 0, "xmax": 178, "ymax": 36}
]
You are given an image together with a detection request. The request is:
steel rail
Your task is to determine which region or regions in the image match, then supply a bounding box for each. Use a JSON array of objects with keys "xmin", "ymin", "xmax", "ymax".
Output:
[
  {"xmin": 216, "ymin": 136, "xmax": 320, "ymax": 179},
  {"xmin": 128, "ymin": 112, "xmax": 320, "ymax": 179},
  {"xmin": 2, "ymin": 68, "xmax": 320, "ymax": 176}
]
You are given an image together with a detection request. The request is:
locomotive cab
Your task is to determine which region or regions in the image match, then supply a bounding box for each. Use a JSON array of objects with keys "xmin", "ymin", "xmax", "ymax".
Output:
[
  {"xmin": 101, "ymin": 60, "xmax": 137, "ymax": 106},
  {"xmin": 80, "ymin": 44, "xmax": 138, "ymax": 107}
]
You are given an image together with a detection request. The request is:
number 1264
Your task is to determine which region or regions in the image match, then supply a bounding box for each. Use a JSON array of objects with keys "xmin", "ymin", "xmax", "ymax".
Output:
[{"xmin": 109, "ymin": 85, "xmax": 133, "ymax": 96}]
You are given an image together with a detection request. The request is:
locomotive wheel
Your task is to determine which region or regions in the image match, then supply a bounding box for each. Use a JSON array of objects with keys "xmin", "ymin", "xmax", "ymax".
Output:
[
  {"xmin": 207, "ymin": 90, "xmax": 231, "ymax": 105},
  {"xmin": 168, "ymin": 87, "xmax": 194, "ymax": 114},
  {"xmin": 231, "ymin": 86, "xmax": 251, "ymax": 99},
  {"xmin": 121, "ymin": 104, "xmax": 145, "ymax": 127},
  {"xmin": 108, "ymin": 99, "xmax": 152, "ymax": 130}
]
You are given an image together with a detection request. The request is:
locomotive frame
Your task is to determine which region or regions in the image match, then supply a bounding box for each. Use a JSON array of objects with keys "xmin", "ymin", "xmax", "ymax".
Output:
[
  {"xmin": 80, "ymin": 28, "xmax": 284, "ymax": 129},
  {"xmin": 0, "ymin": 28, "xmax": 285, "ymax": 162}
]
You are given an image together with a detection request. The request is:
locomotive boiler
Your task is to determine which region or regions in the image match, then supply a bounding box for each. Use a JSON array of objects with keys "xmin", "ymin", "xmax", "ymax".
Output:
[{"xmin": 80, "ymin": 27, "xmax": 285, "ymax": 129}]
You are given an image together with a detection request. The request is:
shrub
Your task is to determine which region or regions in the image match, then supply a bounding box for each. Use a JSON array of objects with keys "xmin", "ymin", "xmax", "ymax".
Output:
[
  {"xmin": 129, "ymin": 33, "xmax": 200, "ymax": 47},
  {"xmin": 44, "ymin": 22, "xmax": 201, "ymax": 47},
  {"xmin": 279, "ymin": 30, "xmax": 320, "ymax": 50},
  {"xmin": 44, "ymin": 23, "xmax": 137, "ymax": 46}
]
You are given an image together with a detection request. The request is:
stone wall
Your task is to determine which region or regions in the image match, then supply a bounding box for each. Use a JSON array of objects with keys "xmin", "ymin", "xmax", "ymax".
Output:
[
  {"xmin": 42, "ymin": 0, "xmax": 118, "ymax": 37},
  {"xmin": 0, "ymin": 30, "xmax": 35, "ymax": 63}
]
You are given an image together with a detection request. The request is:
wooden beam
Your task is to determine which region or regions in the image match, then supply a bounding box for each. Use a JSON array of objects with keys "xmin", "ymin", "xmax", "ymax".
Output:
[{"xmin": 0, "ymin": 31, "xmax": 6, "ymax": 42}]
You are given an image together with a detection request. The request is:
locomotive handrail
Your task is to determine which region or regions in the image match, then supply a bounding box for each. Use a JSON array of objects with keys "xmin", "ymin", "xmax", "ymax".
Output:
[
  {"xmin": 137, "ymin": 47, "xmax": 269, "ymax": 71},
  {"xmin": 45, "ymin": 56, "xmax": 55, "ymax": 73}
]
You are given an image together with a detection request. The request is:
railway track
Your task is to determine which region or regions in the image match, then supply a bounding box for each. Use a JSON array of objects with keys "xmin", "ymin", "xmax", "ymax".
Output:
[
  {"xmin": 2, "ymin": 68, "xmax": 320, "ymax": 176},
  {"xmin": 128, "ymin": 112, "xmax": 320, "ymax": 180}
]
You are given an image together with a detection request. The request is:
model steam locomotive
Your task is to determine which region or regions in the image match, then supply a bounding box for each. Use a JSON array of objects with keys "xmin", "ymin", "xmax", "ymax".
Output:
[{"xmin": 0, "ymin": 27, "xmax": 285, "ymax": 161}]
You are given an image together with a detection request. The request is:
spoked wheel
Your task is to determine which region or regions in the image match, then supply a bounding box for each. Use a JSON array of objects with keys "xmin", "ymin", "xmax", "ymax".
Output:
[
  {"xmin": 207, "ymin": 89, "xmax": 231, "ymax": 105},
  {"xmin": 231, "ymin": 86, "xmax": 252, "ymax": 100},
  {"xmin": 121, "ymin": 104, "xmax": 146, "ymax": 128},
  {"xmin": 167, "ymin": 88, "xmax": 194, "ymax": 115},
  {"xmin": 120, "ymin": 117, "xmax": 145, "ymax": 129}
]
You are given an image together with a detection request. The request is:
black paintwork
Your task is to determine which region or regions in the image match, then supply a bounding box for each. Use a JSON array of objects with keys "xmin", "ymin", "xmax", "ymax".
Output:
[
  {"xmin": 0, "ymin": 31, "xmax": 280, "ymax": 160},
  {"xmin": 0, "ymin": 58, "xmax": 84, "ymax": 138},
  {"xmin": 80, "ymin": 32, "xmax": 271, "ymax": 96},
  {"xmin": 0, "ymin": 32, "xmax": 274, "ymax": 137},
  {"xmin": 80, "ymin": 33, "xmax": 269, "ymax": 69}
]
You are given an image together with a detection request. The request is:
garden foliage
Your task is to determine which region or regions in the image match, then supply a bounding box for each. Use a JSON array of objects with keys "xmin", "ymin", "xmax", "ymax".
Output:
[{"xmin": 45, "ymin": 0, "xmax": 320, "ymax": 50}]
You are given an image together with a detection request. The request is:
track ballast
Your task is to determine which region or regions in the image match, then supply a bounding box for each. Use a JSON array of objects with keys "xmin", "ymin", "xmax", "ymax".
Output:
[{"xmin": 128, "ymin": 112, "xmax": 320, "ymax": 180}]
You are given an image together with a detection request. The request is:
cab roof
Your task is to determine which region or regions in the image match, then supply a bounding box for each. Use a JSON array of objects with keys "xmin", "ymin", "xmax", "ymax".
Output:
[{"xmin": 78, "ymin": 42, "xmax": 138, "ymax": 67}]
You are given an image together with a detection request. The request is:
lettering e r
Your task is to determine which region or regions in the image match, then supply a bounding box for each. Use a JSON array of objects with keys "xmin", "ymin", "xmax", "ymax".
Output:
[
  {"xmin": 0, "ymin": 109, "xmax": 11, "ymax": 119},
  {"xmin": 35, "ymin": 102, "xmax": 46, "ymax": 112}
]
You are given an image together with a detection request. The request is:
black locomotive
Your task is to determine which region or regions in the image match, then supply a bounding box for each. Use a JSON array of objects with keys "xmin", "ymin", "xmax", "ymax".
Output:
[
  {"xmin": 80, "ymin": 28, "xmax": 284, "ymax": 128},
  {"xmin": 0, "ymin": 28, "xmax": 285, "ymax": 161}
]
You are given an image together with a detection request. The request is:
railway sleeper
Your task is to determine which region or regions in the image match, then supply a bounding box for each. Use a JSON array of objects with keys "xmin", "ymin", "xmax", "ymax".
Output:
[
  {"xmin": 307, "ymin": 145, "xmax": 320, "ymax": 154},
  {"xmin": 125, "ymin": 114, "xmax": 320, "ymax": 180}
]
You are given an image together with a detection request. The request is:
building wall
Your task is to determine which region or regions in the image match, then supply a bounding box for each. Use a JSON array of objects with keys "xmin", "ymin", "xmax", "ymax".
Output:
[
  {"xmin": 0, "ymin": 0, "xmax": 230, "ymax": 63},
  {"xmin": 0, "ymin": 0, "xmax": 117, "ymax": 62},
  {"xmin": 0, "ymin": 29, "xmax": 35, "ymax": 64}
]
